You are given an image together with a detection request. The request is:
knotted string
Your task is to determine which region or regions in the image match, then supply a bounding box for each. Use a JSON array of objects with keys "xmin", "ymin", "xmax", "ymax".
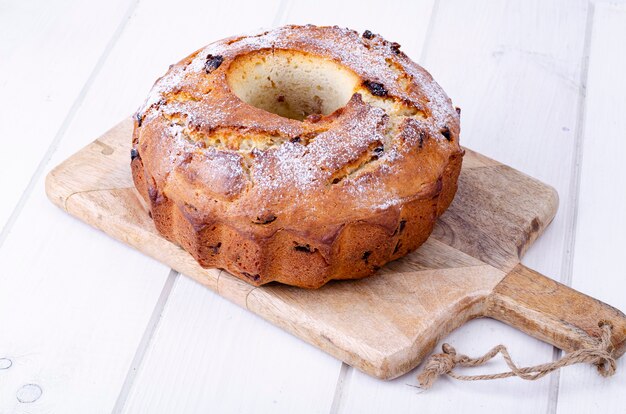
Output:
[{"xmin": 418, "ymin": 323, "xmax": 616, "ymax": 389}]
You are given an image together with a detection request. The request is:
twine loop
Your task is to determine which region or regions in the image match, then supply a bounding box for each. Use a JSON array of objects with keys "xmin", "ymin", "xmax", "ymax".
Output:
[{"xmin": 417, "ymin": 322, "xmax": 616, "ymax": 389}]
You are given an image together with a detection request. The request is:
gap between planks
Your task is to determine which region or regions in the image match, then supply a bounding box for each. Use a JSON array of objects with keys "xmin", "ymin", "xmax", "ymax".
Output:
[
  {"xmin": 272, "ymin": 0, "xmax": 292, "ymax": 27},
  {"xmin": 418, "ymin": 0, "xmax": 440, "ymax": 63},
  {"xmin": 112, "ymin": 270, "xmax": 180, "ymax": 414},
  {"xmin": 33, "ymin": 1, "xmax": 590, "ymax": 410},
  {"xmin": 329, "ymin": 363, "xmax": 352, "ymax": 414},
  {"xmin": 325, "ymin": 3, "xmax": 444, "ymax": 411},
  {"xmin": 112, "ymin": 2, "xmax": 308, "ymax": 412},
  {"xmin": 0, "ymin": 0, "xmax": 141, "ymax": 251},
  {"xmin": 547, "ymin": 1, "xmax": 596, "ymax": 413},
  {"xmin": 270, "ymin": 1, "xmax": 359, "ymax": 412}
]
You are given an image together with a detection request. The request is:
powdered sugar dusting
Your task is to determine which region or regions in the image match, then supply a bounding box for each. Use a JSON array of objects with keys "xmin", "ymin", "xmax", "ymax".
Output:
[
  {"xmin": 139, "ymin": 65, "xmax": 186, "ymax": 121},
  {"xmin": 137, "ymin": 25, "xmax": 461, "ymax": 222},
  {"xmin": 190, "ymin": 26, "xmax": 451, "ymax": 139},
  {"xmin": 251, "ymin": 99, "xmax": 386, "ymax": 196}
]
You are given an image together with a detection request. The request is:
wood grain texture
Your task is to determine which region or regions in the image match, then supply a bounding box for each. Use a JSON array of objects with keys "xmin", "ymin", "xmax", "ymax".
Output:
[
  {"xmin": 46, "ymin": 119, "xmax": 625, "ymax": 381},
  {"xmin": 341, "ymin": 0, "xmax": 594, "ymax": 411},
  {"xmin": 421, "ymin": 0, "xmax": 590, "ymax": 280},
  {"xmin": 35, "ymin": 1, "xmax": 348, "ymax": 412},
  {"xmin": 557, "ymin": 3, "xmax": 626, "ymax": 412},
  {"xmin": 2, "ymin": 1, "xmax": 624, "ymax": 412},
  {"xmin": 487, "ymin": 264, "xmax": 626, "ymax": 358}
]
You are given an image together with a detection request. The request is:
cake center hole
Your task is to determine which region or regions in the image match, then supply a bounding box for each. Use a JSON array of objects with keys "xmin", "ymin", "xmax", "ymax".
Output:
[{"xmin": 227, "ymin": 50, "xmax": 360, "ymax": 121}]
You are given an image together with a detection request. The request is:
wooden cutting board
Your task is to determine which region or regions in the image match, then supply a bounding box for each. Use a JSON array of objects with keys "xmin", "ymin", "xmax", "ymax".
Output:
[{"xmin": 46, "ymin": 119, "xmax": 626, "ymax": 380}]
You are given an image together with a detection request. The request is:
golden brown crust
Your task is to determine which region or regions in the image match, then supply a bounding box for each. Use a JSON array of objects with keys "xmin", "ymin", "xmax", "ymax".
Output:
[{"xmin": 131, "ymin": 25, "xmax": 463, "ymax": 288}]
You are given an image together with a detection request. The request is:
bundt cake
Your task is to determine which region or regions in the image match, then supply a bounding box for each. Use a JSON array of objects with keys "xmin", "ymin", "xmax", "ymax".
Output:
[{"xmin": 131, "ymin": 25, "xmax": 463, "ymax": 288}]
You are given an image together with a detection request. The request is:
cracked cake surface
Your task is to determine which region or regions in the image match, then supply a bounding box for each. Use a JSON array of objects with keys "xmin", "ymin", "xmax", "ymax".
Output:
[{"xmin": 131, "ymin": 25, "xmax": 463, "ymax": 288}]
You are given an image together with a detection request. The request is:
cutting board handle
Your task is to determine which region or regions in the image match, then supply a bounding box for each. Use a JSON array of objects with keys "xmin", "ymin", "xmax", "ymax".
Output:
[{"xmin": 485, "ymin": 264, "xmax": 626, "ymax": 358}]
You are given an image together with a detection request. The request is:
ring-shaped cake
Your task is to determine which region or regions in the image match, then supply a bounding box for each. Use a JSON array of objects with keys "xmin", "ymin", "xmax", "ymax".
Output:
[{"xmin": 131, "ymin": 25, "xmax": 463, "ymax": 288}]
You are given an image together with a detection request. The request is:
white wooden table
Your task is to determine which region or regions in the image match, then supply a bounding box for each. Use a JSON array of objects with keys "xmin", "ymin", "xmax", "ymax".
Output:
[{"xmin": 1, "ymin": 0, "xmax": 625, "ymax": 412}]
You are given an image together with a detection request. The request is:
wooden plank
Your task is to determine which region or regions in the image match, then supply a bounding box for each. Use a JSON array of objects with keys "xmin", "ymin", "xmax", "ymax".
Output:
[
  {"xmin": 63, "ymin": 1, "xmax": 347, "ymax": 412},
  {"xmin": 281, "ymin": 0, "xmax": 444, "ymax": 408},
  {"xmin": 0, "ymin": 0, "xmax": 283, "ymax": 412},
  {"xmin": 55, "ymin": 117, "xmax": 619, "ymax": 383},
  {"xmin": 5, "ymin": 1, "xmax": 617, "ymax": 413},
  {"xmin": 121, "ymin": 276, "xmax": 341, "ymax": 414},
  {"xmin": 0, "ymin": 177, "xmax": 171, "ymax": 413},
  {"xmin": 0, "ymin": 0, "xmax": 134, "ymax": 231},
  {"xmin": 556, "ymin": 3, "xmax": 626, "ymax": 412},
  {"xmin": 340, "ymin": 0, "xmax": 590, "ymax": 410},
  {"xmin": 0, "ymin": 3, "xmax": 177, "ymax": 413},
  {"xmin": 48, "ymin": 116, "xmax": 626, "ymax": 413}
]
